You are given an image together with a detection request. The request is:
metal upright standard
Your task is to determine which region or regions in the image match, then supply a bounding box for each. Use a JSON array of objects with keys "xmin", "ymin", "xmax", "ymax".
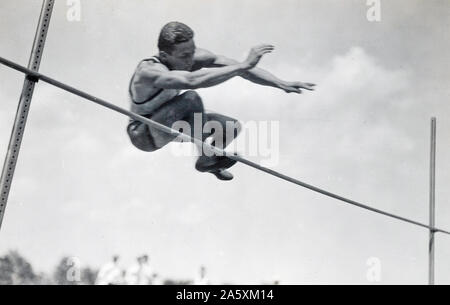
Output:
[
  {"xmin": 0, "ymin": 0, "xmax": 54, "ymax": 228},
  {"xmin": 429, "ymin": 118, "xmax": 436, "ymax": 285}
]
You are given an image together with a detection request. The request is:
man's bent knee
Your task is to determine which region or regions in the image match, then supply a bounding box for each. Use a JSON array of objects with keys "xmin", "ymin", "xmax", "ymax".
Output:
[
  {"xmin": 127, "ymin": 124, "xmax": 159, "ymax": 152},
  {"xmin": 182, "ymin": 90, "xmax": 204, "ymax": 112},
  {"xmin": 183, "ymin": 90, "xmax": 201, "ymax": 101}
]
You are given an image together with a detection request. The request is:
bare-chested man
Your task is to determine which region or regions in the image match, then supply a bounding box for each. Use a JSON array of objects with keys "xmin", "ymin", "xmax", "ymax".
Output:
[{"xmin": 127, "ymin": 22, "xmax": 315, "ymax": 181}]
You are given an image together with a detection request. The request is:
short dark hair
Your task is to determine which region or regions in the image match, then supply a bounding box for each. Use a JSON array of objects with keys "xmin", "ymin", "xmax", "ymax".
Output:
[{"xmin": 158, "ymin": 21, "xmax": 194, "ymax": 54}]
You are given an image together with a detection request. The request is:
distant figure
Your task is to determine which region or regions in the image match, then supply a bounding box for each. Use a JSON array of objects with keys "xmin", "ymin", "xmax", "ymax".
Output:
[
  {"xmin": 193, "ymin": 265, "xmax": 209, "ymax": 285},
  {"xmin": 95, "ymin": 255, "xmax": 123, "ymax": 285},
  {"xmin": 151, "ymin": 272, "xmax": 163, "ymax": 285},
  {"xmin": 125, "ymin": 255, "xmax": 153, "ymax": 285}
]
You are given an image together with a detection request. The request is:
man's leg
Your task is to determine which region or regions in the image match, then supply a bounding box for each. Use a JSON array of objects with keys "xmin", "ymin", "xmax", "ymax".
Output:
[
  {"xmin": 148, "ymin": 90, "xmax": 206, "ymax": 148},
  {"xmin": 130, "ymin": 90, "xmax": 240, "ymax": 180},
  {"xmin": 127, "ymin": 120, "xmax": 159, "ymax": 152},
  {"xmin": 195, "ymin": 112, "xmax": 242, "ymax": 180},
  {"xmin": 127, "ymin": 91, "xmax": 205, "ymax": 152},
  {"xmin": 204, "ymin": 112, "xmax": 242, "ymax": 150}
]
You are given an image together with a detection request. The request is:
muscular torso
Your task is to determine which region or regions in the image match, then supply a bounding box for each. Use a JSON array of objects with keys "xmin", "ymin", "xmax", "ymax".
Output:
[
  {"xmin": 129, "ymin": 49, "xmax": 215, "ymax": 116},
  {"xmin": 129, "ymin": 57, "xmax": 180, "ymax": 116}
]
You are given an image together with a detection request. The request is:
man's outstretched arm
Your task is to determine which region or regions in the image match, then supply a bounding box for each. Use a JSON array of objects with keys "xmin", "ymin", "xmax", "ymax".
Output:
[
  {"xmin": 142, "ymin": 45, "xmax": 274, "ymax": 90},
  {"xmin": 194, "ymin": 48, "xmax": 316, "ymax": 94}
]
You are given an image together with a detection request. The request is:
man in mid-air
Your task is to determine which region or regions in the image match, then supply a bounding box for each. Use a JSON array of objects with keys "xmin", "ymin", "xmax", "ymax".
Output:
[{"xmin": 127, "ymin": 22, "xmax": 315, "ymax": 181}]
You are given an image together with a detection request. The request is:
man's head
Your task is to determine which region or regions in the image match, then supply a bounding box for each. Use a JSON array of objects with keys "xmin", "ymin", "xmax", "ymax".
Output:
[
  {"xmin": 158, "ymin": 21, "xmax": 195, "ymax": 71},
  {"xmin": 112, "ymin": 255, "xmax": 119, "ymax": 263}
]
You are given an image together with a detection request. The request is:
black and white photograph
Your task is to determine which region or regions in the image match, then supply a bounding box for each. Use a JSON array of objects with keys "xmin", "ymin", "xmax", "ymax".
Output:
[{"xmin": 0, "ymin": 0, "xmax": 449, "ymax": 289}]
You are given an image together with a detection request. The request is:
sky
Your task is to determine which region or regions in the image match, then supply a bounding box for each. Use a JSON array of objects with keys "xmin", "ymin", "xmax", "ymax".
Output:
[{"xmin": 0, "ymin": 0, "xmax": 450, "ymax": 284}]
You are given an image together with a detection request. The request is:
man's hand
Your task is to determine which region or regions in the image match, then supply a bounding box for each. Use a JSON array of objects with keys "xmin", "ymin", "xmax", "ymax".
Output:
[
  {"xmin": 279, "ymin": 81, "xmax": 316, "ymax": 94},
  {"xmin": 242, "ymin": 44, "xmax": 274, "ymax": 70}
]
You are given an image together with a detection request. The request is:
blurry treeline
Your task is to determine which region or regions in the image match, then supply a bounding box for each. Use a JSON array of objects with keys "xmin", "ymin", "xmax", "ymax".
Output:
[{"xmin": 0, "ymin": 251, "xmax": 192, "ymax": 285}]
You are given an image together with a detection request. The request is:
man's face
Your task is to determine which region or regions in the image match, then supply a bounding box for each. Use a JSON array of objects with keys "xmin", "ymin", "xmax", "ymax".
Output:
[{"xmin": 162, "ymin": 39, "xmax": 196, "ymax": 71}]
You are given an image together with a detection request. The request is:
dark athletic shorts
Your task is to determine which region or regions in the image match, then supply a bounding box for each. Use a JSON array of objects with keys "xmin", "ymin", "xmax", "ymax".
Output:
[{"xmin": 127, "ymin": 113, "xmax": 159, "ymax": 152}]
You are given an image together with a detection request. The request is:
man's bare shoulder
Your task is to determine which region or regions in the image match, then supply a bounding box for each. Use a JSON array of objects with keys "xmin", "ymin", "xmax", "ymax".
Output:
[{"xmin": 135, "ymin": 60, "xmax": 169, "ymax": 79}]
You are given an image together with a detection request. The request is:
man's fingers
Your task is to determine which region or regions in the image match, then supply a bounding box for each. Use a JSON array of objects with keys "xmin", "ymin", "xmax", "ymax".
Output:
[
  {"xmin": 296, "ymin": 82, "xmax": 316, "ymax": 90},
  {"xmin": 257, "ymin": 44, "xmax": 274, "ymax": 48},
  {"xmin": 255, "ymin": 45, "xmax": 275, "ymax": 52},
  {"xmin": 286, "ymin": 88, "xmax": 302, "ymax": 94},
  {"xmin": 257, "ymin": 48, "xmax": 274, "ymax": 55},
  {"xmin": 260, "ymin": 47, "xmax": 274, "ymax": 53},
  {"xmin": 255, "ymin": 50, "xmax": 273, "ymax": 58}
]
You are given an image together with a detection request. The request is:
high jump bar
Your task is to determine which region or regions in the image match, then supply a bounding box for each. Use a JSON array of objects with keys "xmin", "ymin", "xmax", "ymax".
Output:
[{"xmin": 0, "ymin": 55, "xmax": 448, "ymax": 236}]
